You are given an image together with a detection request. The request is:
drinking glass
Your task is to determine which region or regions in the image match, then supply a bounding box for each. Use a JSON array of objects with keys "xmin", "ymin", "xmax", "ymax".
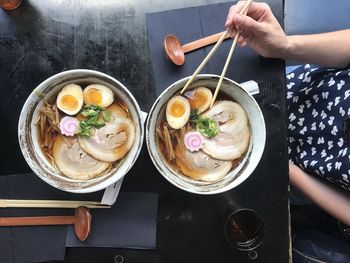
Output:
[
  {"xmin": 224, "ymin": 209, "xmax": 265, "ymax": 260},
  {"xmin": 0, "ymin": 0, "xmax": 23, "ymax": 10}
]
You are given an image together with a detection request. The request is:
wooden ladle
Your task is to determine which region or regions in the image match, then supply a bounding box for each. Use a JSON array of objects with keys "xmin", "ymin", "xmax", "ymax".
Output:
[
  {"xmin": 163, "ymin": 31, "xmax": 230, "ymax": 66},
  {"xmin": 0, "ymin": 206, "xmax": 91, "ymax": 241}
]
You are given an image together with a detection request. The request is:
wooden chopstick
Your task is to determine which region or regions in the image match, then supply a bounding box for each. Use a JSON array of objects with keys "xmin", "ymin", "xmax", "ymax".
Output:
[
  {"xmin": 0, "ymin": 199, "xmax": 110, "ymax": 209},
  {"xmin": 180, "ymin": 0, "xmax": 253, "ymax": 95},
  {"xmin": 180, "ymin": 30, "xmax": 229, "ymax": 94},
  {"xmin": 210, "ymin": 0, "xmax": 253, "ymax": 108}
]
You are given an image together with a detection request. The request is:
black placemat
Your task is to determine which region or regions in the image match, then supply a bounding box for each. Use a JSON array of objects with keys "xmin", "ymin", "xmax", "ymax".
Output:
[
  {"xmin": 0, "ymin": 174, "xmax": 158, "ymax": 263},
  {"xmin": 145, "ymin": 2, "xmax": 261, "ymax": 96},
  {"xmin": 0, "ymin": 173, "xmax": 70, "ymax": 263},
  {"xmin": 66, "ymin": 192, "xmax": 158, "ymax": 249}
]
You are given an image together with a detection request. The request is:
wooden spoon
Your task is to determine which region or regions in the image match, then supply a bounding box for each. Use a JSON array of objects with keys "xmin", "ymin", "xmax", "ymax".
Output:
[
  {"xmin": 164, "ymin": 31, "xmax": 230, "ymax": 66},
  {"xmin": 0, "ymin": 206, "xmax": 91, "ymax": 241}
]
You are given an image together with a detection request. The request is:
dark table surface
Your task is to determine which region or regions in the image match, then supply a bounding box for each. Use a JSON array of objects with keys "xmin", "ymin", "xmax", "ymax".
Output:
[{"xmin": 0, "ymin": 0, "xmax": 290, "ymax": 262}]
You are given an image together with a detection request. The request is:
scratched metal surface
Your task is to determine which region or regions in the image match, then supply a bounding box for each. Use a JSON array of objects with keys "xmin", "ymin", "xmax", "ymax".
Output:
[{"xmin": 0, "ymin": 0, "xmax": 289, "ymax": 262}]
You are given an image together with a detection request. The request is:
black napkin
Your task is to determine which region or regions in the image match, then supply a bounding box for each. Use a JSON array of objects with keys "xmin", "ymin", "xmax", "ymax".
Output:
[
  {"xmin": 145, "ymin": 2, "xmax": 262, "ymax": 96},
  {"xmin": 66, "ymin": 192, "xmax": 158, "ymax": 249},
  {"xmin": 0, "ymin": 174, "xmax": 158, "ymax": 263}
]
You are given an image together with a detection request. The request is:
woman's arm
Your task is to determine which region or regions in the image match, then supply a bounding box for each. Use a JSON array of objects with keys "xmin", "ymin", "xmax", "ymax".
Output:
[
  {"xmin": 225, "ymin": 1, "xmax": 350, "ymax": 68},
  {"xmin": 289, "ymin": 163, "xmax": 350, "ymax": 225},
  {"xmin": 285, "ymin": 30, "xmax": 350, "ymax": 68}
]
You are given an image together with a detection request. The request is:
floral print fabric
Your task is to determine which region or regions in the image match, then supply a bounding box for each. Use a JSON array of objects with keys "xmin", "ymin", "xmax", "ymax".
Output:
[{"xmin": 287, "ymin": 64, "xmax": 350, "ymax": 191}]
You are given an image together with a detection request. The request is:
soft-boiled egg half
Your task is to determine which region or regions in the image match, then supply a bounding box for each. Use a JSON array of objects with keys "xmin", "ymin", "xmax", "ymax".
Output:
[
  {"xmin": 83, "ymin": 84, "xmax": 114, "ymax": 108},
  {"xmin": 185, "ymin": 87, "xmax": 212, "ymax": 113},
  {"xmin": 166, "ymin": 95, "xmax": 190, "ymax": 129},
  {"xmin": 56, "ymin": 84, "xmax": 83, "ymax": 115}
]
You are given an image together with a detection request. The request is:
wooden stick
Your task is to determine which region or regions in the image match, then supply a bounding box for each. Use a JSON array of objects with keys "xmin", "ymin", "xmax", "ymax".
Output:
[
  {"xmin": 2, "ymin": 201, "xmax": 99, "ymax": 205},
  {"xmin": 210, "ymin": 0, "xmax": 253, "ymax": 108},
  {"xmin": 180, "ymin": 30, "xmax": 229, "ymax": 94},
  {"xmin": 0, "ymin": 206, "xmax": 92, "ymax": 241},
  {"xmin": 0, "ymin": 199, "xmax": 110, "ymax": 209},
  {"xmin": 0, "ymin": 216, "xmax": 75, "ymax": 226},
  {"xmin": 0, "ymin": 204, "xmax": 108, "ymax": 209}
]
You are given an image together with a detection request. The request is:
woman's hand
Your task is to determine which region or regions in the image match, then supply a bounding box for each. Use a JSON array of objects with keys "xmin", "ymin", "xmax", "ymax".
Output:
[
  {"xmin": 225, "ymin": 1, "xmax": 288, "ymax": 59},
  {"xmin": 226, "ymin": 1, "xmax": 350, "ymax": 67}
]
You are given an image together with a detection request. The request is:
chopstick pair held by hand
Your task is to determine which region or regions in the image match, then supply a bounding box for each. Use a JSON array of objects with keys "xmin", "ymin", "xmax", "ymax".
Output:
[
  {"xmin": 210, "ymin": 0, "xmax": 253, "ymax": 108},
  {"xmin": 180, "ymin": 0, "xmax": 254, "ymax": 106},
  {"xmin": 180, "ymin": 30, "xmax": 229, "ymax": 94}
]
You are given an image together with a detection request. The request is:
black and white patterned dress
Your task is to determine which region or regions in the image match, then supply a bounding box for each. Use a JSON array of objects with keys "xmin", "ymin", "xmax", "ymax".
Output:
[{"xmin": 287, "ymin": 64, "xmax": 350, "ymax": 191}]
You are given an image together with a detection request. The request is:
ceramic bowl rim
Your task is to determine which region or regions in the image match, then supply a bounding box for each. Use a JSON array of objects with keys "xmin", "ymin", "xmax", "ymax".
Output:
[
  {"xmin": 146, "ymin": 74, "xmax": 266, "ymax": 195},
  {"xmin": 18, "ymin": 69, "xmax": 144, "ymax": 193}
]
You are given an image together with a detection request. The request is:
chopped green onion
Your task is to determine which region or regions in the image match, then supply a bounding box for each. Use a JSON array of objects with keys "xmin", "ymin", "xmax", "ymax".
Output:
[
  {"xmin": 77, "ymin": 106, "xmax": 110, "ymax": 137},
  {"xmin": 196, "ymin": 117, "xmax": 219, "ymax": 138}
]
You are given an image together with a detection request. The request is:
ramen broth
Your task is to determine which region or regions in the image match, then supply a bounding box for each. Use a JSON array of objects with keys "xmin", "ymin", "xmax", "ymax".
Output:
[
  {"xmin": 35, "ymin": 84, "xmax": 135, "ymax": 180},
  {"xmin": 156, "ymin": 87, "xmax": 250, "ymax": 182}
]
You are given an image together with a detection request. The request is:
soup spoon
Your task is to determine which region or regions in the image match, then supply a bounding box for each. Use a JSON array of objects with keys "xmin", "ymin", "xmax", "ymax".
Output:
[
  {"xmin": 163, "ymin": 31, "xmax": 230, "ymax": 66},
  {"xmin": 0, "ymin": 206, "xmax": 91, "ymax": 241}
]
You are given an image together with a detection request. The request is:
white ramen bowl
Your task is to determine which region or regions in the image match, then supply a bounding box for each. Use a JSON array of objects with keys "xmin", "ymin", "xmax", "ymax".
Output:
[
  {"xmin": 146, "ymin": 74, "xmax": 266, "ymax": 194},
  {"xmin": 18, "ymin": 69, "xmax": 144, "ymax": 193}
]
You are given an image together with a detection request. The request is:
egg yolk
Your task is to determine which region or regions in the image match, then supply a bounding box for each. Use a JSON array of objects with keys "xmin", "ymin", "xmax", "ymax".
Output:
[
  {"xmin": 169, "ymin": 101, "xmax": 185, "ymax": 117},
  {"xmin": 86, "ymin": 89, "xmax": 102, "ymax": 105},
  {"xmin": 189, "ymin": 91, "xmax": 207, "ymax": 109},
  {"xmin": 60, "ymin": 95, "xmax": 78, "ymax": 110}
]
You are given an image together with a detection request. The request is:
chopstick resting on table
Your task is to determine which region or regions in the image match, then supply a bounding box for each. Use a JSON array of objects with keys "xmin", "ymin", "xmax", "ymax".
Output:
[
  {"xmin": 180, "ymin": 0, "xmax": 253, "ymax": 97},
  {"xmin": 0, "ymin": 199, "xmax": 110, "ymax": 209}
]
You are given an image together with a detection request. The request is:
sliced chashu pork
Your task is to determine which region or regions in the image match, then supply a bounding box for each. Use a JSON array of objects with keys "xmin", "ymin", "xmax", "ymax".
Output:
[
  {"xmin": 108, "ymin": 103, "xmax": 128, "ymax": 119},
  {"xmin": 175, "ymin": 131, "xmax": 232, "ymax": 182},
  {"xmin": 78, "ymin": 105, "xmax": 136, "ymax": 162},
  {"xmin": 201, "ymin": 100, "xmax": 250, "ymax": 160},
  {"xmin": 53, "ymin": 135, "xmax": 109, "ymax": 180}
]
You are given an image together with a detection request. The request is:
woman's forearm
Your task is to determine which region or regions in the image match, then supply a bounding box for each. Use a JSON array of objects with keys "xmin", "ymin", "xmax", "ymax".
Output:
[
  {"xmin": 289, "ymin": 163, "xmax": 350, "ymax": 225},
  {"xmin": 283, "ymin": 30, "xmax": 350, "ymax": 68}
]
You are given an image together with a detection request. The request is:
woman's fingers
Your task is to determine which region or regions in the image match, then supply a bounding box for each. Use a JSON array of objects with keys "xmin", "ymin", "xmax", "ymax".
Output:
[
  {"xmin": 225, "ymin": 1, "xmax": 287, "ymax": 59},
  {"xmin": 226, "ymin": 1, "xmax": 272, "ymax": 27},
  {"xmin": 225, "ymin": 1, "xmax": 247, "ymax": 27},
  {"xmin": 226, "ymin": 1, "xmax": 267, "ymax": 43}
]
